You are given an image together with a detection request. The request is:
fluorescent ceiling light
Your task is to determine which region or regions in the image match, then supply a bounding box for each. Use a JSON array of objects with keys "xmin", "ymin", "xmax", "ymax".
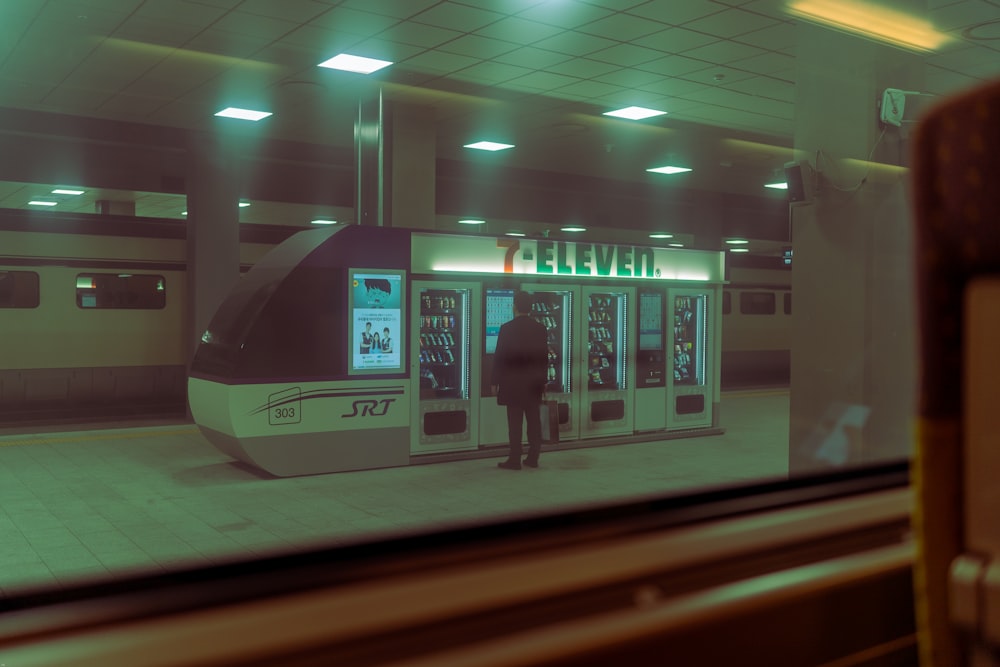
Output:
[
  {"xmin": 787, "ymin": 0, "xmax": 951, "ymax": 52},
  {"xmin": 311, "ymin": 219, "xmax": 337, "ymax": 225},
  {"xmin": 649, "ymin": 233, "xmax": 673, "ymax": 239},
  {"xmin": 604, "ymin": 106, "xmax": 667, "ymax": 120},
  {"xmin": 464, "ymin": 141, "xmax": 515, "ymax": 152},
  {"xmin": 765, "ymin": 182, "xmax": 789, "ymax": 189},
  {"xmin": 505, "ymin": 231, "xmax": 526, "ymax": 237},
  {"xmin": 668, "ymin": 243, "xmax": 684, "ymax": 247},
  {"xmin": 52, "ymin": 188, "xmax": 84, "ymax": 195},
  {"xmin": 725, "ymin": 239, "xmax": 749, "ymax": 245},
  {"xmin": 181, "ymin": 211, "xmax": 188, "ymax": 216},
  {"xmin": 729, "ymin": 248, "xmax": 750, "ymax": 253},
  {"xmin": 28, "ymin": 200, "xmax": 57, "ymax": 206},
  {"xmin": 458, "ymin": 218, "xmax": 486, "ymax": 225},
  {"xmin": 238, "ymin": 201, "xmax": 251, "ymax": 207},
  {"xmin": 318, "ymin": 53, "xmax": 393, "ymax": 74},
  {"xmin": 647, "ymin": 165, "xmax": 692, "ymax": 175},
  {"xmin": 214, "ymin": 107, "xmax": 272, "ymax": 121},
  {"xmin": 561, "ymin": 226, "xmax": 586, "ymax": 232}
]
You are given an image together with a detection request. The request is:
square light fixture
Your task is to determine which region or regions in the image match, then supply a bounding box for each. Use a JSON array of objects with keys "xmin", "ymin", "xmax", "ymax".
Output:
[
  {"xmin": 464, "ymin": 141, "xmax": 515, "ymax": 151},
  {"xmin": 604, "ymin": 106, "xmax": 667, "ymax": 120},
  {"xmin": 52, "ymin": 188, "xmax": 84, "ymax": 195},
  {"xmin": 28, "ymin": 200, "xmax": 57, "ymax": 206},
  {"xmin": 214, "ymin": 107, "xmax": 272, "ymax": 121},
  {"xmin": 647, "ymin": 165, "xmax": 692, "ymax": 175},
  {"xmin": 318, "ymin": 54, "xmax": 393, "ymax": 74}
]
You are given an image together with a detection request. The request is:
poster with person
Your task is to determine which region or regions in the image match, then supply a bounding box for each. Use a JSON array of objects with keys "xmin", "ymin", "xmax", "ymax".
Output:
[{"xmin": 351, "ymin": 271, "xmax": 402, "ymax": 372}]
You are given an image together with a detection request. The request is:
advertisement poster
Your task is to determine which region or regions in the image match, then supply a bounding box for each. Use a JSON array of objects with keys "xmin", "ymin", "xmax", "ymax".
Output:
[{"xmin": 352, "ymin": 271, "xmax": 402, "ymax": 372}]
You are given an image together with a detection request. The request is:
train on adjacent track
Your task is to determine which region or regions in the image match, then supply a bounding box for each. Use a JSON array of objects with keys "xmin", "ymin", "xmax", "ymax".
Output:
[{"xmin": 0, "ymin": 210, "xmax": 791, "ymax": 423}]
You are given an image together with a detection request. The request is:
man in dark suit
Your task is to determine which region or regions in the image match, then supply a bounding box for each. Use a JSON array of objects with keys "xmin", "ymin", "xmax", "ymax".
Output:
[{"xmin": 492, "ymin": 290, "xmax": 548, "ymax": 470}]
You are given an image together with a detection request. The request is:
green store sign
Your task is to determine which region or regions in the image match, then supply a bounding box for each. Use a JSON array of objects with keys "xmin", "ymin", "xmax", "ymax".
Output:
[{"xmin": 525, "ymin": 241, "xmax": 657, "ymax": 278}]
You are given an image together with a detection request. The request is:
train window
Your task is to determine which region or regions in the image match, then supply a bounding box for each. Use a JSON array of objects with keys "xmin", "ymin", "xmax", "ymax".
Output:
[
  {"xmin": 739, "ymin": 291, "xmax": 776, "ymax": 315},
  {"xmin": 784, "ymin": 292, "xmax": 792, "ymax": 315},
  {"xmin": 0, "ymin": 270, "xmax": 40, "ymax": 308},
  {"xmin": 722, "ymin": 291, "xmax": 731, "ymax": 315},
  {"xmin": 76, "ymin": 273, "xmax": 166, "ymax": 309}
]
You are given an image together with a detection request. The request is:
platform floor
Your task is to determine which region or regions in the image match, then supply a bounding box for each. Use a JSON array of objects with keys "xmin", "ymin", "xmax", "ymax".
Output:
[{"xmin": 0, "ymin": 390, "xmax": 789, "ymax": 597}]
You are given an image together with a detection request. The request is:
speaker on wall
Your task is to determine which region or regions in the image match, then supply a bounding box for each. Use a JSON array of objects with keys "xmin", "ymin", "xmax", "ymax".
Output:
[{"xmin": 784, "ymin": 160, "xmax": 815, "ymax": 204}]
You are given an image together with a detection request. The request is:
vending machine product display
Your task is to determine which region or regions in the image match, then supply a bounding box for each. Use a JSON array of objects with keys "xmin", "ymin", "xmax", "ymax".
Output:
[
  {"xmin": 586, "ymin": 293, "xmax": 625, "ymax": 389},
  {"xmin": 669, "ymin": 291, "xmax": 712, "ymax": 428},
  {"xmin": 531, "ymin": 293, "xmax": 571, "ymax": 395}
]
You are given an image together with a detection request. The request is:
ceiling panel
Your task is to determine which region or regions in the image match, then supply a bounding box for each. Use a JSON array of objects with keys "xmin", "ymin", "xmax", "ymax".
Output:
[
  {"xmin": 0, "ymin": 77, "xmax": 55, "ymax": 107},
  {"xmin": 337, "ymin": 0, "xmax": 442, "ymax": 20},
  {"xmin": 554, "ymin": 79, "xmax": 624, "ymax": 100},
  {"xmin": 184, "ymin": 29, "xmax": 272, "ymax": 59},
  {"xmin": 473, "ymin": 16, "xmax": 565, "ymax": 45},
  {"xmin": 236, "ymin": 0, "xmax": 329, "ymax": 24},
  {"xmin": 135, "ymin": 0, "xmax": 228, "ymax": 26},
  {"xmin": 310, "ymin": 6, "xmax": 400, "ymax": 36},
  {"xmin": 515, "ymin": 2, "xmax": 616, "ymax": 30},
  {"xmin": 367, "ymin": 21, "xmax": 462, "ymax": 49},
  {"xmin": 634, "ymin": 27, "xmax": 719, "ymax": 54},
  {"xmin": 41, "ymin": 86, "xmax": 113, "ymax": 113},
  {"xmin": 410, "ymin": 3, "xmax": 505, "ymax": 32},
  {"xmin": 504, "ymin": 70, "xmax": 581, "ymax": 93},
  {"xmin": 683, "ymin": 40, "xmax": 767, "ymax": 65},
  {"xmin": 586, "ymin": 43, "xmax": 667, "ymax": 67},
  {"xmin": 68, "ymin": 43, "xmax": 164, "ymax": 91},
  {"xmin": 403, "ymin": 50, "xmax": 481, "ymax": 76},
  {"xmin": 626, "ymin": 0, "xmax": 724, "ymax": 26},
  {"xmin": 577, "ymin": 12, "xmax": 668, "ymax": 41},
  {"xmin": 531, "ymin": 30, "xmax": 619, "ymax": 57},
  {"xmin": 449, "ymin": 60, "xmax": 534, "ymax": 85},
  {"xmin": 733, "ymin": 51, "xmax": 795, "ymax": 75},
  {"xmin": 37, "ymin": 1, "xmax": 132, "ymax": 34},
  {"xmin": 210, "ymin": 11, "xmax": 300, "ymax": 40},
  {"xmin": 438, "ymin": 34, "xmax": 519, "ymax": 59},
  {"xmin": 550, "ymin": 57, "xmax": 620, "ymax": 79},
  {"xmin": 732, "ymin": 22, "xmax": 796, "ymax": 51},
  {"xmin": 684, "ymin": 8, "xmax": 780, "ymax": 38},
  {"xmin": 111, "ymin": 16, "xmax": 206, "ymax": 48},
  {"xmin": 636, "ymin": 54, "xmax": 714, "ymax": 77},
  {"xmin": 494, "ymin": 46, "xmax": 574, "ymax": 69},
  {"xmin": 98, "ymin": 93, "xmax": 171, "ymax": 117}
]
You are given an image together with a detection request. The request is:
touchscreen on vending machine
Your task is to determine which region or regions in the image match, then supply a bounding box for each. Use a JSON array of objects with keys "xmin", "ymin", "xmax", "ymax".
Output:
[{"xmin": 484, "ymin": 288, "xmax": 514, "ymax": 354}]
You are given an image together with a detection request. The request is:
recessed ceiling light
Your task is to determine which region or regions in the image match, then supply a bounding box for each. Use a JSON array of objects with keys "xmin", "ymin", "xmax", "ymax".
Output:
[
  {"xmin": 458, "ymin": 218, "xmax": 486, "ymax": 225},
  {"xmin": 649, "ymin": 233, "xmax": 673, "ymax": 239},
  {"xmin": 603, "ymin": 106, "xmax": 667, "ymax": 120},
  {"xmin": 765, "ymin": 182, "xmax": 789, "ymax": 190},
  {"xmin": 182, "ymin": 211, "xmax": 188, "ymax": 216},
  {"xmin": 311, "ymin": 219, "xmax": 337, "ymax": 225},
  {"xmin": 52, "ymin": 188, "xmax": 84, "ymax": 195},
  {"xmin": 214, "ymin": 107, "xmax": 272, "ymax": 121},
  {"xmin": 647, "ymin": 165, "xmax": 692, "ymax": 175},
  {"xmin": 725, "ymin": 239, "xmax": 749, "ymax": 245},
  {"xmin": 561, "ymin": 226, "xmax": 586, "ymax": 232},
  {"xmin": 668, "ymin": 243, "xmax": 684, "ymax": 247},
  {"xmin": 318, "ymin": 53, "xmax": 393, "ymax": 74},
  {"xmin": 238, "ymin": 201, "xmax": 251, "ymax": 208},
  {"xmin": 28, "ymin": 200, "xmax": 57, "ymax": 206},
  {"xmin": 464, "ymin": 141, "xmax": 515, "ymax": 152},
  {"xmin": 505, "ymin": 231, "xmax": 526, "ymax": 237},
  {"xmin": 729, "ymin": 248, "xmax": 750, "ymax": 253}
]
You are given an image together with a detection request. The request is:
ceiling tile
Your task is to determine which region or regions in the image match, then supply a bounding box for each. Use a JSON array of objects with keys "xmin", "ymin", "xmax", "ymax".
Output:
[
  {"xmin": 587, "ymin": 43, "xmax": 665, "ymax": 67},
  {"xmin": 375, "ymin": 21, "xmax": 463, "ymax": 49},
  {"xmin": 683, "ymin": 40, "xmax": 766, "ymax": 64},
  {"xmin": 68, "ymin": 43, "xmax": 163, "ymax": 91},
  {"xmin": 439, "ymin": 35, "xmax": 519, "ymax": 59},
  {"xmin": 411, "ymin": 3, "xmax": 505, "ymax": 32},
  {"xmin": 505, "ymin": 70, "xmax": 581, "ymax": 92},
  {"xmin": 551, "ymin": 79, "xmax": 623, "ymax": 100},
  {"xmin": 280, "ymin": 24, "xmax": 363, "ymax": 52},
  {"xmin": 344, "ymin": 36, "xmax": 424, "ymax": 63},
  {"xmin": 731, "ymin": 51, "xmax": 794, "ymax": 75},
  {"xmin": 0, "ymin": 77, "xmax": 54, "ymax": 106},
  {"xmin": 42, "ymin": 86, "xmax": 113, "ymax": 112},
  {"xmin": 135, "ymin": 0, "xmax": 228, "ymax": 26},
  {"xmin": 633, "ymin": 27, "xmax": 719, "ymax": 54},
  {"xmin": 403, "ymin": 50, "xmax": 481, "ymax": 75},
  {"xmin": 337, "ymin": 0, "xmax": 440, "ymax": 20},
  {"xmin": 98, "ymin": 93, "xmax": 171, "ymax": 117},
  {"xmin": 924, "ymin": 64, "xmax": 982, "ymax": 96},
  {"xmin": 450, "ymin": 61, "xmax": 535, "ymax": 84},
  {"xmin": 735, "ymin": 22, "xmax": 796, "ymax": 51},
  {"xmin": 626, "ymin": 0, "xmax": 725, "ymax": 26},
  {"xmin": 211, "ymin": 11, "xmax": 300, "ymax": 40},
  {"xmin": 593, "ymin": 68, "xmax": 666, "ymax": 88},
  {"xmin": 474, "ymin": 16, "xmax": 565, "ymax": 45},
  {"xmin": 549, "ymin": 58, "xmax": 620, "ymax": 79},
  {"xmin": 37, "ymin": 1, "xmax": 132, "ymax": 33},
  {"xmin": 236, "ymin": 0, "xmax": 329, "ymax": 23},
  {"xmin": 184, "ymin": 29, "xmax": 269, "ymax": 59},
  {"xmin": 638, "ymin": 77, "xmax": 713, "ymax": 98},
  {"xmin": 494, "ymin": 46, "xmax": 574, "ymax": 69},
  {"xmin": 2, "ymin": 31, "xmax": 95, "ymax": 85},
  {"xmin": 723, "ymin": 75, "xmax": 795, "ymax": 102},
  {"xmin": 311, "ymin": 7, "xmax": 401, "ymax": 36},
  {"xmin": 683, "ymin": 9, "xmax": 779, "ymax": 38},
  {"xmin": 111, "ymin": 16, "xmax": 205, "ymax": 48},
  {"xmin": 576, "ymin": 12, "xmax": 666, "ymax": 41},
  {"xmin": 532, "ymin": 31, "xmax": 618, "ymax": 56},
  {"xmin": 636, "ymin": 54, "xmax": 714, "ymax": 77},
  {"xmin": 931, "ymin": 0, "xmax": 997, "ymax": 31},
  {"xmin": 450, "ymin": 0, "xmax": 547, "ymax": 12},
  {"xmin": 515, "ymin": 1, "xmax": 615, "ymax": 29}
]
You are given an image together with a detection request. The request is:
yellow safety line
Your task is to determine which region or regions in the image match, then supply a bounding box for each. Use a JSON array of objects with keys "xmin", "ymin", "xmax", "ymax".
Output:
[{"xmin": 0, "ymin": 427, "xmax": 199, "ymax": 448}]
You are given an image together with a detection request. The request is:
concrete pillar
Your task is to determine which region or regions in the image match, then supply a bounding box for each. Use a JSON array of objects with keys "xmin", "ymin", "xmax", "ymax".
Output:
[
  {"xmin": 186, "ymin": 133, "xmax": 241, "ymax": 361},
  {"xmin": 788, "ymin": 21, "xmax": 921, "ymax": 473},
  {"xmin": 356, "ymin": 88, "xmax": 387, "ymax": 227}
]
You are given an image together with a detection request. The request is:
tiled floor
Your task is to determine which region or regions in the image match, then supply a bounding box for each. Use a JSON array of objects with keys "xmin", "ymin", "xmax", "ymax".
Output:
[{"xmin": 0, "ymin": 390, "xmax": 789, "ymax": 597}]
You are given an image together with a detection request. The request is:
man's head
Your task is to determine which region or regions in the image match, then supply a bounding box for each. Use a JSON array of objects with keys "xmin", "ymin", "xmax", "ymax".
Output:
[
  {"xmin": 513, "ymin": 290, "xmax": 533, "ymax": 315},
  {"xmin": 365, "ymin": 322, "xmax": 372, "ymax": 330},
  {"xmin": 384, "ymin": 327, "xmax": 390, "ymax": 336}
]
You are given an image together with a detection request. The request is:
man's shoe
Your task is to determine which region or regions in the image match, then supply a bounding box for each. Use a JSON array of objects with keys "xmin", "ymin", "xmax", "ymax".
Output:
[
  {"xmin": 497, "ymin": 460, "xmax": 521, "ymax": 471},
  {"xmin": 522, "ymin": 458, "xmax": 539, "ymax": 468}
]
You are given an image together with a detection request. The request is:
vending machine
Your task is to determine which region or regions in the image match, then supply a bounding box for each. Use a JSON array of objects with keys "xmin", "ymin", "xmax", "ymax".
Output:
[
  {"xmin": 581, "ymin": 287, "xmax": 632, "ymax": 437},
  {"xmin": 668, "ymin": 290, "xmax": 713, "ymax": 429},
  {"xmin": 412, "ymin": 282, "xmax": 478, "ymax": 453},
  {"xmin": 524, "ymin": 285, "xmax": 580, "ymax": 443}
]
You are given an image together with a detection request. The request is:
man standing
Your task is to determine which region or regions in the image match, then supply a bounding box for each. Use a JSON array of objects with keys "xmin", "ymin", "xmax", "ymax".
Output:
[{"xmin": 492, "ymin": 290, "xmax": 549, "ymax": 470}]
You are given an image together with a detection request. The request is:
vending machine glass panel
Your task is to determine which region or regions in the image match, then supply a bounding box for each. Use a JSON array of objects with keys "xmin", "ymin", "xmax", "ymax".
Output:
[
  {"xmin": 418, "ymin": 288, "xmax": 469, "ymax": 399},
  {"xmin": 673, "ymin": 294, "xmax": 707, "ymax": 386},
  {"xmin": 587, "ymin": 292, "xmax": 626, "ymax": 390},
  {"xmin": 637, "ymin": 290, "xmax": 665, "ymax": 388},
  {"xmin": 530, "ymin": 291, "xmax": 572, "ymax": 394}
]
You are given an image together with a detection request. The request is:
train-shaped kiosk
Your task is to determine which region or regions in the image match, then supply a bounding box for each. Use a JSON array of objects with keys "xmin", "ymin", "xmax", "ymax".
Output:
[{"xmin": 188, "ymin": 225, "xmax": 725, "ymax": 476}]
